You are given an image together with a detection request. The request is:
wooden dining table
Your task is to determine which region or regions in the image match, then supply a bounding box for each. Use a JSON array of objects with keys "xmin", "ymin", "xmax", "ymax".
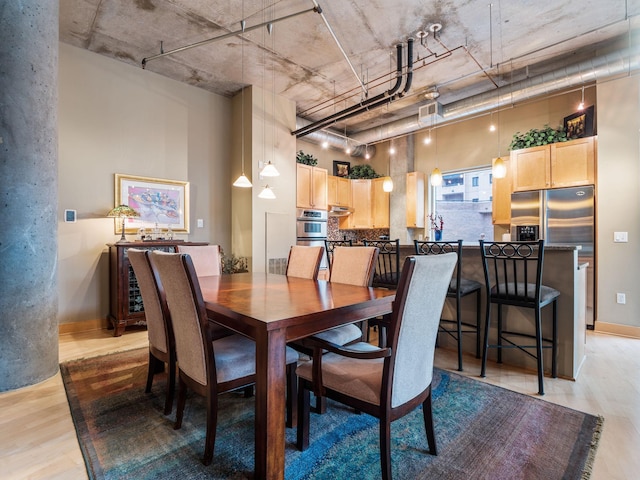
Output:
[{"xmin": 198, "ymin": 272, "xmax": 396, "ymax": 480}]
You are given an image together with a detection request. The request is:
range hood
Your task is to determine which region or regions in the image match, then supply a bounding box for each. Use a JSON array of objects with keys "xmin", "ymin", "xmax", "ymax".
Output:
[{"xmin": 328, "ymin": 205, "xmax": 353, "ymax": 217}]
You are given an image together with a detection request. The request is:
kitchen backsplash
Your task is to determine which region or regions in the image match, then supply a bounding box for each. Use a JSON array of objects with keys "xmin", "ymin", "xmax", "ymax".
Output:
[{"xmin": 327, "ymin": 217, "xmax": 390, "ymax": 244}]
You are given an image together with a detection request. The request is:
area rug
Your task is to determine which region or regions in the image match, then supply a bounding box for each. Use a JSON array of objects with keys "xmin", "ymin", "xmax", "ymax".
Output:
[{"xmin": 61, "ymin": 348, "xmax": 603, "ymax": 480}]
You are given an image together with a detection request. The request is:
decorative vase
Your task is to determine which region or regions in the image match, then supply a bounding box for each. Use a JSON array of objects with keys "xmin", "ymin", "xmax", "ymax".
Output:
[{"xmin": 435, "ymin": 229, "xmax": 442, "ymax": 241}]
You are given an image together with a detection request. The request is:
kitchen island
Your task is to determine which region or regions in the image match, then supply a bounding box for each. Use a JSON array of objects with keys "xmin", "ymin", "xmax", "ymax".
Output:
[{"xmin": 398, "ymin": 243, "xmax": 587, "ymax": 380}]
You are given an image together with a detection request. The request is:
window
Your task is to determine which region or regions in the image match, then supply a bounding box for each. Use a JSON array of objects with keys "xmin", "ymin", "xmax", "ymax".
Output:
[{"xmin": 431, "ymin": 166, "xmax": 494, "ymax": 242}]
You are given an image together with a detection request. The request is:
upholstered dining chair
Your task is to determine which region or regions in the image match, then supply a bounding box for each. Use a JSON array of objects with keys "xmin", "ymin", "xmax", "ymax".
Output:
[
  {"xmin": 293, "ymin": 245, "xmax": 379, "ymax": 413},
  {"xmin": 479, "ymin": 240, "xmax": 559, "ymax": 395},
  {"xmin": 296, "ymin": 253, "xmax": 457, "ymax": 480},
  {"xmin": 128, "ymin": 248, "xmax": 176, "ymax": 415},
  {"xmin": 175, "ymin": 244, "xmax": 222, "ymax": 276},
  {"xmin": 150, "ymin": 251, "xmax": 300, "ymax": 465},
  {"xmin": 285, "ymin": 245, "xmax": 324, "ymax": 280},
  {"xmin": 414, "ymin": 239, "xmax": 482, "ymax": 372}
]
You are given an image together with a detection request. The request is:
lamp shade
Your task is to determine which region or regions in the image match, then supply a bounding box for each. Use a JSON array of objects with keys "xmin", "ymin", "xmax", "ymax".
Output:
[
  {"xmin": 430, "ymin": 167, "xmax": 442, "ymax": 186},
  {"xmin": 382, "ymin": 177, "xmax": 393, "ymax": 192},
  {"xmin": 493, "ymin": 157, "xmax": 507, "ymax": 178},
  {"xmin": 260, "ymin": 161, "xmax": 280, "ymax": 177},
  {"xmin": 258, "ymin": 185, "xmax": 276, "ymax": 199},
  {"xmin": 233, "ymin": 174, "xmax": 253, "ymax": 188},
  {"xmin": 107, "ymin": 205, "xmax": 139, "ymax": 242}
]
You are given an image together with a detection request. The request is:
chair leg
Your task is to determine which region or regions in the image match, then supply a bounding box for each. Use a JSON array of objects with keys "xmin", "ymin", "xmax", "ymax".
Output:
[
  {"xmin": 475, "ymin": 290, "xmax": 482, "ymax": 359},
  {"xmin": 174, "ymin": 377, "xmax": 187, "ymax": 430},
  {"xmin": 379, "ymin": 416, "xmax": 392, "ymax": 480},
  {"xmin": 202, "ymin": 392, "xmax": 218, "ymax": 466},
  {"xmin": 163, "ymin": 356, "xmax": 176, "ymax": 415},
  {"xmin": 455, "ymin": 296, "xmax": 463, "ymax": 371},
  {"xmin": 552, "ymin": 300, "xmax": 558, "ymax": 378},
  {"xmin": 422, "ymin": 390, "xmax": 437, "ymax": 455},
  {"xmin": 243, "ymin": 385, "xmax": 254, "ymax": 397},
  {"xmin": 145, "ymin": 352, "xmax": 156, "ymax": 393},
  {"xmin": 534, "ymin": 307, "xmax": 545, "ymax": 396},
  {"xmin": 286, "ymin": 363, "xmax": 298, "ymax": 428},
  {"xmin": 313, "ymin": 396, "xmax": 327, "ymax": 414},
  {"xmin": 480, "ymin": 301, "xmax": 491, "ymax": 378},
  {"xmin": 296, "ymin": 378, "xmax": 310, "ymax": 451}
]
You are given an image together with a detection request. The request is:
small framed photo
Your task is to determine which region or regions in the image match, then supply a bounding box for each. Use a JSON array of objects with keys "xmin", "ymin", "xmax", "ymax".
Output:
[
  {"xmin": 333, "ymin": 160, "xmax": 351, "ymax": 177},
  {"xmin": 115, "ymin": 174, "xmax": 190, "ymax": 234},
  {"xmin": 563, "ymin": 105, "xmax": 595, "ymax": 139}
]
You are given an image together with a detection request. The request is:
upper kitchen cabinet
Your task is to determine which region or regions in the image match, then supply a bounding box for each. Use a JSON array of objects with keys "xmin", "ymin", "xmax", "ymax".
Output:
[
  {"xmin": 406, "ymin": 171, "xmax": 425, "ymax": 228},
  {"xmin": 342, "ymin": 179, "xmax": 372, "ymax": 229},
  {"xmin": 492, "ymin": 157, "xmax": 512, "ymax": 225},
  {"xmin": 296, "ymin": 163, "xmax": 328, "ymax": 210},
  {"xmin": 327, "ymin": 175, "xmax": 351, "ymax": 207},
  {"xmin": 511, "ymin": 136, "xmax": 596, "ymax": 192},
  {"xmin": 371, "ymin": 177, "xmax": 390, "ymax": 228}
]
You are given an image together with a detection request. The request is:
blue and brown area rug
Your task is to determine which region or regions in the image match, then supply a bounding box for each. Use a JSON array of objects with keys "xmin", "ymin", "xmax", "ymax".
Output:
[{"xmin": 61, "ymin": 347, "xmax": 603, "ymax": 479}]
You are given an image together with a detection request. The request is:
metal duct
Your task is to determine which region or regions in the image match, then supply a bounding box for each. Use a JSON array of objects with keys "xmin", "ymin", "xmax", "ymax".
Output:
[{"xmin": 299, "ymin": 44, "xmax": 639, "ymax": 149}]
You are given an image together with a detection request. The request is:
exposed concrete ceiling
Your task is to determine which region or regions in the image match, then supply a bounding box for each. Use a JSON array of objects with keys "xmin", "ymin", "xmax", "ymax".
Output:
[{"xmin": 59, "ymin": 0, "xmax": 639, "ymax": 145}]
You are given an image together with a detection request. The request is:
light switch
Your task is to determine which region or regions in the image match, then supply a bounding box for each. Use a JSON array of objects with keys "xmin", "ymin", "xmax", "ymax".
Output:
[
  {"xmin": 197, "ymin": 219, "xmax": 204, "ymax": 228},
  {"xmin": 614, "ymin": 232, "xmax": 628, "ymax": 243}
]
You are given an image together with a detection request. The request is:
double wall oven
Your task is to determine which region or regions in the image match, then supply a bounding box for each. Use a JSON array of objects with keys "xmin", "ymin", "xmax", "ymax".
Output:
[{"xmin": 296, "ymin": 208, "xmax": 328, "ymax": 270}]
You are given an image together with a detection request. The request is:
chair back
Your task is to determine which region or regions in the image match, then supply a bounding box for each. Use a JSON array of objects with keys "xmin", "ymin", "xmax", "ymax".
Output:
[
  {"xmin": 479, "ymin": 240, "xmax": 546, "ymax": 306},
  {"xmin": 363, "ymin": 239, "xmax": 400, "ymax": 288},
  {"xmin": 176, "ymin": 245, "xmax": 222, "ymax": 277},
  {"xmin": 329, "ymin": 246, "xmax": 379, "ymax": 287},
  {"xmin": 324, "ymin": 239, "xmax": 352, "ymax": 267},
  {"xmin": 128, "ymin": 249, "xmax": 172, "ymax": 355},
  {"xmin": 414, "ymin": 239, "xmax": 462, "ymax": 294},
  {"xmin": 286, "ymin": 245, "xmax": 324, "ymax": 280},
  {"xmin": 385, "ymin": 253, "xmax": 457, "ymax": 407},
  {"xmin": 150, "ymin": 251, "xmax": 214, "ymax": 388}
]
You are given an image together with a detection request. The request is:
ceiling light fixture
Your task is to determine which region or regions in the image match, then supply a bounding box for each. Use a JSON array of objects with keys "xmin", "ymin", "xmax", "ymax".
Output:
[
  {"xmin": 424, "ymin": 86, "xmax": 440, "ymax": 100},
  {"xmin": 578, "ymin": 86, "xmax": 585, "ymax": 110},
  {"xmin": 233, "ymin": 17, "xmax": 252, "ymax": 189},
  {"xmin": 258, "ymin": 185, "xmax": 276, "ymax": 199},
  {"xmin": 492, "ymin": 63, "xmax": 506, "ymax": 179},
  {"xmin": 430, "ymin": 112, "xmax": 442, "ymax": 187}
]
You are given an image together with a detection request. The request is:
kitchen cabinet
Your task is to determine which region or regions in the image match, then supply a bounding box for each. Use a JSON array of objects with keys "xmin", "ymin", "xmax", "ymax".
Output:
[
  {"xmin": 371, "ymin": 177, "xmax": 390, "ymax": 228},
  {"xmin": 343, "ymin": 179, "xmax": 372, "ymax": 229},
  {"xmin": 406, "ymin": 171, "xmax": 425, "ymax": 228},
  {"xmin": 327, "ymin": 175, "xmax": 351, "ymax": 207},
  {"xmin": 296, "ymin": 163, "xmax": 328, "ymax": 209},
  {"xmin": 491, "ymin": 157, "xmax": 512, "ymax": 225},
  {"xmin": 511, "ymin": 136, "xmax": 595, "ymax": 192}
]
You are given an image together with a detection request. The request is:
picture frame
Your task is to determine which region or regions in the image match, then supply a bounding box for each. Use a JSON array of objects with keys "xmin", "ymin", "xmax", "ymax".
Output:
[
  {"xmin": 114, "ymin": 174, "xmax": 190, "ymax": 234},
  {"xmin": 563, "ymin": 105, "xmax": 595, "ymax": 140},
  {"xmin": 333, "ymin": 160, "xmax": 351, "ymax": 177}
]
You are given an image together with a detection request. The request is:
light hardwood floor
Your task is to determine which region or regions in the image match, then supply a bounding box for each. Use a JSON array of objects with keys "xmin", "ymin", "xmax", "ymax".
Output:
[{"xmin": 0, "ymin": 329, "xmax": 638, "ymax": 479}]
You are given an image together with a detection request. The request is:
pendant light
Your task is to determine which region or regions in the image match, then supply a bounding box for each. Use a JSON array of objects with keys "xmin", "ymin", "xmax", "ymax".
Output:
[
  {"xmin": 492, "ymin": 64, "xmax": 506, "ymax": 179},
  {"xmin": 259, "ymin": 14, "xmax": 279, "ymax": 179},
  {"xmin": 578, "ymin": 86, "xmax": 585, "ymax": 110},
  {"xmin": 233, "ymin": 15, "xmax": 252, "ymax": 188},
  {"xmin": 383, "ymin": 143, "xmax": 394, "ymax": 192},
  {"xmin": 258, "ymin": 184, "xmax": 276, "ymax": 199},
  {"xmin": 430, "ymin": 113, "xmax": 442, "ymax": 186}
]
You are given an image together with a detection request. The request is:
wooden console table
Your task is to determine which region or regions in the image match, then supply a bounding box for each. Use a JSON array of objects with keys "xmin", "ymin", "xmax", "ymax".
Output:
[{"xmin": 107, "ymin": 241, "xmax": 207, "ymax": 336}]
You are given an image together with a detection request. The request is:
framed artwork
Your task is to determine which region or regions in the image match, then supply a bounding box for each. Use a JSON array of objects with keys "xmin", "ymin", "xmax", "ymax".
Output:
[
  {"xmin": 114, "ymin": 174, "xmax": 190, "ymax": 233},
  {"xmin": 333, "ymin": 160, "xmax": 351, "ymax": 177},
  {"xmin": 563, "ymin": 105, "xmax": 595, "ymax": 139}
]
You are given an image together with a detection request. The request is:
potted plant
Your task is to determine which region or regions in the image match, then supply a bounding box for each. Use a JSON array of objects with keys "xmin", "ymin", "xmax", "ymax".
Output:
[
  {"xmin": 296, "ymin": 150, "xmax": 318, "ymax": 166},
  {"xmin": 347, "ymin": 164, "xmax": 381, "ymax": 179},
  {"xmin": 509, "ymin": 124, "xmax": 568, "ymax": 150}
]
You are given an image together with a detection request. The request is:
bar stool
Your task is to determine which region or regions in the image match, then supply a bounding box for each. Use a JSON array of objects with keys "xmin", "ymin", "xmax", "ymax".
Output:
[
  {"xmin": 414, "ymin": 239, "xmax": 482, "ymax": 371},
  {"xmin": 479, "ymin": 240, "xmax": 559, "ymax": 395}
]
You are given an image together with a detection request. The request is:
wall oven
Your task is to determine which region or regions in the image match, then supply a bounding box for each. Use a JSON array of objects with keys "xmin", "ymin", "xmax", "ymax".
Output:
[{"xmin": 296, "ymin": 208, "xmax": 328, "ymax": 270}]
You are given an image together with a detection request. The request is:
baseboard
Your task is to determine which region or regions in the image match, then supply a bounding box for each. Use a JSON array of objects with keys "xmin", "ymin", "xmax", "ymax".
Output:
[
  {"xmin": 594, "ymin": 321, "xmax": 640, "ymax": 339},
  {"xmin": 59, "ymin": 318, "xmax": 107, "ymax": 335}
]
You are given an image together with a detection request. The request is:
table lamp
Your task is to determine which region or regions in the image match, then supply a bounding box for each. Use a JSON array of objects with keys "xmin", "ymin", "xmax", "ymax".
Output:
[{"xmin": 107, "ymin": 205, "xmax": 139, "ymax": 242}]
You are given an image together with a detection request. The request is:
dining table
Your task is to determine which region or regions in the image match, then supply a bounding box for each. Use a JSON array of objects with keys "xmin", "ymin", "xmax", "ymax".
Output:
[{"xmin": 198, "ymin": 272, "xmax": 396, "ymax": 480}]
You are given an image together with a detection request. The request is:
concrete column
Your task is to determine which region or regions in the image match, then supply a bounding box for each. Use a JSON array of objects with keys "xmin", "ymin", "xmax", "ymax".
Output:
[{"xmin": 0, "ymin": 1, "xmax": 59, "ymax": 391}]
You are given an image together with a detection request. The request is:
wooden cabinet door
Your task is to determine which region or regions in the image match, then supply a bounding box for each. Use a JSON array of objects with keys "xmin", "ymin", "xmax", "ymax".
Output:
[
  {"xmin": 311, "ymin": 167, "xmax": 328, "ymax": 210},
  {"xmin": 327, "ymin": 175, "xmax": 338, "ymax": 205},
  {"xmin": 296, "ymin": 163, "xmax": 313, "ymax": 208},
  {"xmin": 492, "ymin": 158, "xmax": 512, "ymax": 225},
  {"xmin": 348, "ymin": 179, "xmax": 372, "ymax": 228},
  {"xmin": 336, "ymin": 176, "xmax": 351, "ymax": 207},
  {"xmin": 511, "ymin": 145, "xmax": 551, "ymax": 191},
  {"xmin": 550, "ymin": 136, "xmax": 595, "ymax": 187},
  {"xmin": 371, "ymin": 177, "xmax": 390, "ymax": 228},
  {"xmin": 406, "ymin": 171, "xmax": 425, "ymax": 228}
]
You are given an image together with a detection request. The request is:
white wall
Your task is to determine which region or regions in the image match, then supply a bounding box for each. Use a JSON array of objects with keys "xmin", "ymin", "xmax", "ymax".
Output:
[{"xmin": 58, "ymin": 43, "xmax": 232, "ymax": 326}]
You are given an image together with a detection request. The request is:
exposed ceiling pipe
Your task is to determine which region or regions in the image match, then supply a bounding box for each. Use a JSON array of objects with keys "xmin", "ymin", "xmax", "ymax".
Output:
[
  {"xmin": 293, "ymin": 38, "xmax": 414, "ymax": 138},
  {"xmin": 300, "ymin": 44, "xmax": 639, "ymax": 149}
]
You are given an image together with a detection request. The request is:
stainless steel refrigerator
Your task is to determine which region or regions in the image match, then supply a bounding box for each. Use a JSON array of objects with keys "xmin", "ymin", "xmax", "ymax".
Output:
[{"xmin": 511, "ymin": 186, "xmax": 595, "ymax": 327}]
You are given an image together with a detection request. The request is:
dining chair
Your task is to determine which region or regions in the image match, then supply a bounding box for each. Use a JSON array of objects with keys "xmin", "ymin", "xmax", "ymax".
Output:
[
  {"xmin": 285, "ymin": 245, "xmax": 324, "ymax": 280},
  {"xmin": 127, "ymin": 248, "xmax": 176, "ymax": 415},
  {"xmin": 296, "ymin": 253, "xmax": 457, "ymax": 480},
  {"xmin": 414, "ymin": 239, "xmax": 482, "ymax": 371},
  {"xmin": 323, "ymin": 239, "xmax": 352, "ymax": 269},
  {"xmin": 175, "ymin": 244, "xmax": 222, "ymax": 276},
  {"xmin": 479, "ymin": 240, "xmax": 559, "ymax": 395},
  {"xmin": 362, "ymin": 239, "xmax": 400, "ymax": 289},
  {"xmin": 150, "ymin": 251, "xmax": 300, "ymax": 465}
]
